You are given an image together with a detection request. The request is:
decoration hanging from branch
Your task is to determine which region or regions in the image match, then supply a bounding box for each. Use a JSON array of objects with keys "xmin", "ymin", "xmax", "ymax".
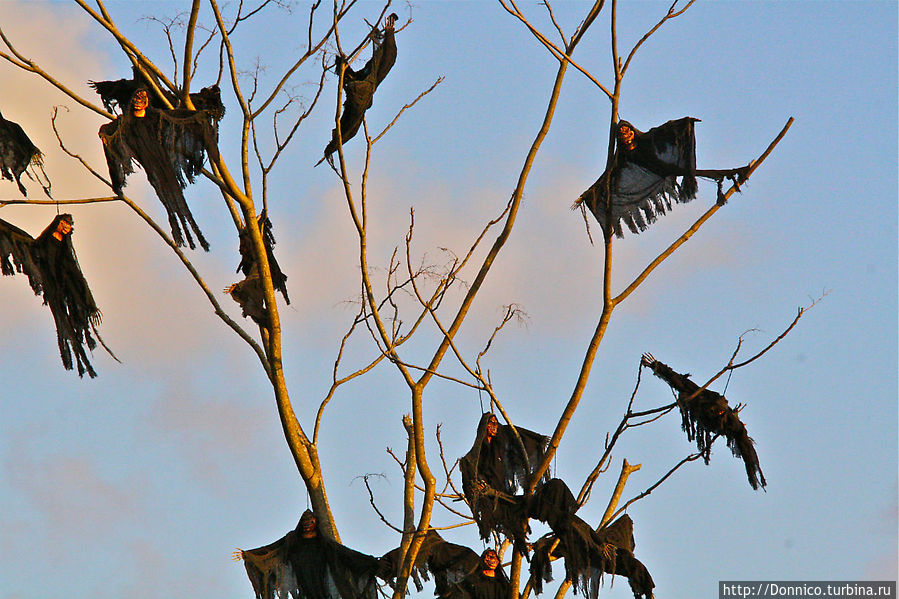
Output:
[
  {"xmin": 641, "ymin": 354, "xmax": 767, "ymax": 490},
  {"xmin": 574, "ymin": 118, "xmax": 751, "ymax": 238},
  {"xmin": 459, "ymin": 413, "xmax": 550, "ymax": 545},
  {"xmin": 98, "ymin": 88, "xmax": 221, "ymax": 250},
  {"xmin": 0, "ymin": 213, "xmax": 115, "ymax": 377},
  {"xmin": 443, "ymin": 548, "xmax": 512, "ymax": 599},
  {"xmin": 234, "ymin": 509, "xmax": 382, "ymax": 599},
  {"xmin": 0, "ymin": 110, "xmax": 51, "ymax": 198},
  {"xmin": 320, "ymin": 13, "xmax": 398, "ymax": 167},
  {"xmin": 225, "ymin": 210, "xmax": 290, "ymax": 329}
]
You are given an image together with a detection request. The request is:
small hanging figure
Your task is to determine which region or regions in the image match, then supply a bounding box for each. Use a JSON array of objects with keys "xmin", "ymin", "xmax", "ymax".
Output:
[
  {"xmin": 641, "ymin": 353, "xmax": 766, "ymax": 490},
  {"xmin": 233, "ymin": 509, "xmax": 382, "ymax": 599},
  {"xmin": 444, "ymin": 549, "xmax": 511, "ymax": 599},
  {"xmin": 0, "ymin": 110, "xmax": 51, "ymax": 197},
  {"xmin": 574, "ymin": 118, "xmax": 751, "ymax": 238},
  {"xmin": 224, "ymin": 211, "xmax": 290, "ymax": 329},
  {"xmin": 0, "ymin": 213, "xmax": 112, "ymax": 377},
  {"xmin": 98, "ymin": 88, "xmax": 221, "ymax": 250},
  {"xmin": 459, "ymin": 413, "xmax": 550, "ymax": 544},
  {"xmin": 320, "ymin": 13, "xmax": 398, "ymax": 167},
  {"xmin": 379, "ymin": 530, "xmax": 482, "ymax": 595},
  {"xmin": 530, "ymin": 507, "xmax": 655, "ymax": 599}
]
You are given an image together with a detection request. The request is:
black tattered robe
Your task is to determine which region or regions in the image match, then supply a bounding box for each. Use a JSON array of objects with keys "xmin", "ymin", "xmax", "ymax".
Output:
[
  {"xmin": 323, "ymin": 25, "xmax": 397, "ymax": 164},
  {"xmin": 0, "ymin": 214, "xmax": 102, "ymax": 377},
  {"xmin": 577, "ymin": 118, "xmax": 700, "ymax": 238},
  {"xmin": 99, "ymin": 104, "xmax": 218, "ymax": 250},
  {"xmin": 242, "ymin": 522, "xmax": 381, "ymax": 599},
  {"xmin": 644, "ymin": 356, "xmax": 766, "ymax": 490}
]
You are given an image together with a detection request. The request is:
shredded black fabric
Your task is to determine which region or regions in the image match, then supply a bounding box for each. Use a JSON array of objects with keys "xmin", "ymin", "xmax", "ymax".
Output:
[
  {"xmin": 322, "ymin": 16, "xmax": 397, "ymax": 166},
  {"xmin": 236, "ymin": 211, "xmax": 290, "ymax": 304},
  {"xmin": 227, "ymin": 212, "xmax": 289, "ymax": 329},
  {"xmin": 0, "ymin": 214, "xmax": 106, "ymax": 377},
  {"xmin": 459, "ymin": 413, "xmax": 550, "ymax": 544},
  {"xmin": 0, "ymin": 110, "xmax": 48, "ymax": 197},
  {"xmin": 643, "ymin": 356, "xmax": 767, "ymax": 490},
  {"xmin": 530, "ymin": 512, "xmax": 654, "ymax": 599},
  {"xmin": 527, "ymin": 477, "xmax": 579, "ymax": 533},
  {"xmin": 98, "ymin": 89, "xmax": 220, "ymax": 250},
  {"xmin": 241, "ymin": 510, "xmax": 381, "ymax": 599},
  {"xmin": 575, "ymin": 118, "xmax": 749, "ymax": 238}
]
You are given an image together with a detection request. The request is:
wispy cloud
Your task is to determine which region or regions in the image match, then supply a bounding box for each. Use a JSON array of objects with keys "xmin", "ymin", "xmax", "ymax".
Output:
[{"xmin": 2, "ymin": 432, "xmax": 141, "ymax": 544}]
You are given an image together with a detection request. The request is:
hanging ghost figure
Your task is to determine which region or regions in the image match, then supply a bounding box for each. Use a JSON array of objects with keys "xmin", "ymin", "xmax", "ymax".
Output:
[
  {"xmin": 575, "ymin": 118, "xmax": 751, "ymax": 238},
  {"xmin": 641, "ymin": 353, "xmax": 766, "ymax": 490},
  {"xmin": 530, "ymin": 510, "xmax": 655, "ymax": 599},
  {"xmin": 379, "ymin": 530, "xmax": 483, "ymax": 596},
  {"xmin": 321, "ymin": 13, "xmax": 398, "ymax": 166},
  {"xmin": 0, "ymin": 110, "xmax": 51, "ymax": 197},
  {"xmin": 225, "ymin": 210, "xmax": 290, "ymax": 328},
  {"xmin": 0, "ymin": 213, "xmax": 113, "ymax": 377},
  {"xmin": 234, "ymin": 509, "xmax": 382, "ymax": 599},
  {"xmin": 98, "ymin": 88, "xmax": 221, "ymax": 250},
  {"xmin": 443, "ymin": 549, "xmax": 512, "ymax": 599},
  {"xmin": 459, "ymin": 413, "xmax": 550, "ymax": 545}
]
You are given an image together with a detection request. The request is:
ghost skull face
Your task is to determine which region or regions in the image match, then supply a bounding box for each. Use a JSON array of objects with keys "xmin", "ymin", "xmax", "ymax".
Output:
[
  {"xmin": 481, "ymin": 550, "xmax": 500, "ymax": 572},
  {"xmin": 52, "ymin": 215, "xmax": 74, "ymax": 241},
  {"xmin": 131, "ymin": 90, "xmax": 149, "ymax": 117},
  {"xmin": 299, "ymin": 510, "xmax": 318, "ymax": 537},
  {"xmin": 617, "ymin": 123, "xmax": 636, "ymax": 149},
  {"xmin": 56, "ymin": 217, "xmax": 73, "ymax": 236},
  {"xmin": 485, "ymin": 415, "xmax": 499, "ymax": 439}
]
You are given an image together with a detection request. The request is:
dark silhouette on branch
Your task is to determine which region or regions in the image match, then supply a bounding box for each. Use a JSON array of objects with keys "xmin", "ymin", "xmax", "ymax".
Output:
[
  {"xmin": 642, "ymin": 354, "xmax": 767, "ymax": 490},
  {"xmin": 225, "ymin": 210, "xmax": 290, "ymax": 329},
  {"xmin": 320, "ymin": 13, "xmax": 398, "ymax": 166}
]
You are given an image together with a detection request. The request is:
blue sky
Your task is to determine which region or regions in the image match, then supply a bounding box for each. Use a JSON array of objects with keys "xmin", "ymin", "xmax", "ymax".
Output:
[{"xmin": 0, "ymin": 1, "xmax": 896, "ymax": 597}]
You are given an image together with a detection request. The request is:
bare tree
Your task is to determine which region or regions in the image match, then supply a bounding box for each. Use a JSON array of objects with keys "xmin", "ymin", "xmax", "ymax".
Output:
[{"xmin": 0, "ymin": 2, "xmax": 806, "ymax": 598}]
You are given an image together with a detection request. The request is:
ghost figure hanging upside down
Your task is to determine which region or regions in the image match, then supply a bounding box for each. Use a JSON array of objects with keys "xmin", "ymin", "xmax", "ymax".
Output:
[
  {"xmin": 224, "ymin": 211, "xmax": 290, "ymax": 329},
  {"xmin": 575, "ymin": 118, "xmax": 751, "ymax": 238},
  {"xmin": 321, "ymin": 13, "xmax": 398, "ymax": 167},
  {"xmin": 641, "ymin": 353, "xmax": 766, "ymax": 490},
  {"xmin": 234, "ymin": 509, "xmax": 382, "ymax": 599},
  {"xmin": 0, "ymin": 213, "xmax": 114, "ymax": 377},
  {"xmin": 98, "ymin": 88, "xmax": 220, "ymax": 250}
]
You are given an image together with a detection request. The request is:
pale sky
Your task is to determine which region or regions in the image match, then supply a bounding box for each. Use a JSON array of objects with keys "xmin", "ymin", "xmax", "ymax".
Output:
[{"xmin": 0, "ymin": 2, "xmax": 896, "ymax": 598}]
